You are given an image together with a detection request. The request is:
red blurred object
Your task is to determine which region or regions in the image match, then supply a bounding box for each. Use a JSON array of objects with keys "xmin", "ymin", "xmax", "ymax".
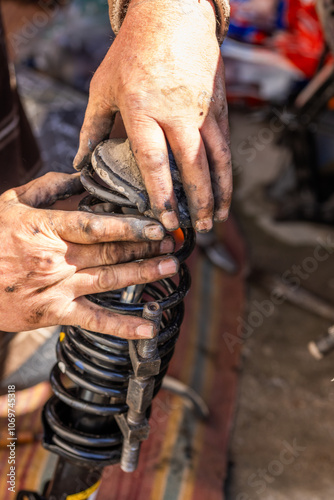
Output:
[
  {"xmin": 272, "ymin": 0, "xmax": 325, "ymax": 79},
  {"xmin": 228, "ymin": 0, "xmax": 325, "ymax": 80}
]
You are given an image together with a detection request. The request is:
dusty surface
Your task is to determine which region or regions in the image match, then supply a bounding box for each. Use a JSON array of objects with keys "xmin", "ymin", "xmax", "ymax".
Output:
[{"xmin": 226, "ymin": 111, "xmax": 334, "ymax": 500}]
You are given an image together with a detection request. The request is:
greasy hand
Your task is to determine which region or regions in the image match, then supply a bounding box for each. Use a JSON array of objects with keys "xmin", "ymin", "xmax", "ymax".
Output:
[
  {"xmin": 0, "ymin": 173, "xmax": 178, "ymax": 337},
  {"xmin": 74, "ymin": 0, "xmax": 232, "ymax": 233}
]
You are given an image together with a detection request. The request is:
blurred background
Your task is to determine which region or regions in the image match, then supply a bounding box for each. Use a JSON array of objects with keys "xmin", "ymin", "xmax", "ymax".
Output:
[{"xmin": 2, "ymin": 0, "xmax": 334, "ymax": 498}]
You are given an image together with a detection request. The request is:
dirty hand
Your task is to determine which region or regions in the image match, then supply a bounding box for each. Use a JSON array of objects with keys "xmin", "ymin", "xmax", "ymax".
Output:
[
  {"xmin": 0, "ymin": 172, "xmax": 178, "ymax": 337},
  {"xmin": 73, "ymin": 0, "xmax": 232, "ymax": 233}
]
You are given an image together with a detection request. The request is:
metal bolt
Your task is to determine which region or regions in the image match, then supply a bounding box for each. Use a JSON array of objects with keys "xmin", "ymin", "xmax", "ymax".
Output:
[
  {"xmin": 137, "ymin": 302, "xmax": 162, "ymax": 359},
  {"xmin": 120, "ymin": 440, "xmax": 140, "ymax": 473},
  {"xmin": 127, "ymin": 408, "xmax": 145, "ymax": 426}
]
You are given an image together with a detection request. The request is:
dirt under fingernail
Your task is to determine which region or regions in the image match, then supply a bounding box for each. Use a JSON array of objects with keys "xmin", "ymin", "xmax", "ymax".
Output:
[
  {"xmin": 158, "ymin": 257, "xmax": 178, "ymax": 276},
  {"xmin": 195, "ymin": 218, "xmax": 213, "ymax": 233},
  {"xmin": 214, "ymin": 209, "xmax": 229, "ymax": 222},
  {"xmin": 161, "ymin": 211, "xmax": 179, "ymax": 231},
  {"xmin": 144, "ymin": 225, "xmax": 165, "ymax": 240}
]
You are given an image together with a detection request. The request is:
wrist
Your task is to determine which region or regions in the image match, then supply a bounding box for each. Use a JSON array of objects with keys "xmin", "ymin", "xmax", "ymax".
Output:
[{"xmin": 109, "ymin": 0, "xmax": 229, "ymax": 45}]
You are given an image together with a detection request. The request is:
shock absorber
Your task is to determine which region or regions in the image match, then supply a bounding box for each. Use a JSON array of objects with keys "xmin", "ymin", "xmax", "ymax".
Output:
[{"xmin": 17, "ymin": 139, "xmax": 195, "ymax": 500}]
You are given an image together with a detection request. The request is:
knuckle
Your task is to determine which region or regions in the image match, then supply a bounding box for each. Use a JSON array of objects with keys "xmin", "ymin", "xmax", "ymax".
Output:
[
  {"xmin": 80, "ymin": 305, "xmax": 104, "ymax": 332},
  {"xmin": 188, "ymin": 184, "xmax": 214, "ymax": 210},
  {"xmin": 179, "ymin": 145, "xmax": 202, "ymax": 164},
  {"xmin": 199, "ymin": 200, "xmax": 214, "ymax": 215},
  {"xmin": 43, "ymin": 172, "xmax": 60, "ymax": 184},
  {"xmin": 1, "ymin": 187, "xmax": 25, "ymax": 208},
  {"xmin": 113, "ymin": 315, "xmax": 130, "ymax": 337},
  {"xmin": 123, "ymin": 242, "xmax": 143, "ymax": 261},
  {"xmin": 121, "ymin": 89, "xmax": 147, "ymax": 110},
  {"xmin": 137, "ymin": 260, "xmax": 156, "ymax": 282},
  {"xmin": 88, "ymin": 308, "xmax": 121, "ymax": 335},
  {"xmin": 53, "ymin": 301, "xmax": 72, "ymax": 325},
  {"xmin": 1, "ymin": 188, "xmax": 16, "ymax": 202},
  {"xmin": 97, "ymin": 267, "xmax": 115, "ymax": 291},
  {"xmin": 138, "ymin": 148, "xmax": 168, "ymax": 168},
  {"xmin": 215, "ymin": 185, "xmax": 233, "ymax": 209},
  {"xmin": 91, "ymin": 309, "xmax": 104, "ymax": 331},
  {"xmin": 115, "ymin": 320, "xmax": 136, "ymax": 339},
  {"xmin": 222, "ymin": 195, "xmax": 232, "ymax": 209},
  {"xmin": 224, "ymin": 192, "xmax": 233, "ymax": 208},
  {"xmin": 100, "ymin": 243, "xmax": 117, "ymax": 265},
  {"xmin": 28, "ymin": 251, "xmax": 56, "ymax": 272},
  {"xmin": 78, "ymin": 215, "xmax": 105, "ymax": 242}
]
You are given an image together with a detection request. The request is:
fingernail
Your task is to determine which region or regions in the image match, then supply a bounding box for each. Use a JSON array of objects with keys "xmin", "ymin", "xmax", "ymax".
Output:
[
  {"xmin": 136, "ymin": 324, "xmax": 155, "ymax": 339},
  {"xmin": 195, "ymin": 218, "xmax": 213, "ymax": 233},
  {"xmin": 144, "ymin": 224, "xmax": 165, "ymax": 240},
  {"xmin": 73, "ymin": 153, "xmax": 82, "ymax": 170},
  {"xmin": 73, "ymin": 153, "xmax": 90, "ymax": 171},
  {"xmin": 160, "ymin": 236, "xmax": 175, "ymax": 254},
  {"xmin": 159, "ymin": 257, "xmax": 178, "ymax": 276},
  {"xmin": 161, "ymin": 210, "xmax": 179, "ymax": 231},
  {"xmin": 214, "ymin": 209, "xmax": 229, "ymax": 222}
]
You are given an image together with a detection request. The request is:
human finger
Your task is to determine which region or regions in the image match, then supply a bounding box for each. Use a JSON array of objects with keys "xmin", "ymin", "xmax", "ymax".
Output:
[
  {"xmin": 166, "ymin": 125, "xmax": 214, "ymax": 232},
  {"xmin": 66, "ymin": 255, "xmax": 179, "ymax": 297},
  {"xmin": 66, "ymin": 236, "xmax": 175, "ymax": 270},
  {"xmin": 51, "ymin": 212, "xmax": 166, "ymax": 244},
  {"xmin": 201, "ymin": 117, "xmax": 232, "ymax": 221},
  {"xmin": 62, "ymin": 297, "xmax": 159, "ymax": 339},
  {"xmin": 123, "ymin": 114, "xmax": 180, "ymax": 231},
  {"xmin": 73, "ymin": 72, "xmax": 117, "ymax": 170},
  {"xmin": 14, "ymin": 172, "xmax": 84, "ymax": 208}
]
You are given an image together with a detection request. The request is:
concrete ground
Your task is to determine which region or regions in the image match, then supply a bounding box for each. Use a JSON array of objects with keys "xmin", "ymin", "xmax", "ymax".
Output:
[{"xmin": 226, "ymin": 111, "xmax": 334, "ymax": 500}]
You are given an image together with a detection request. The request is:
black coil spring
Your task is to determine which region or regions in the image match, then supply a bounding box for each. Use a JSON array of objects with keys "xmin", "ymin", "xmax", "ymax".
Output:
[{"xmin": 42, "ymin": 165, "xmax": 195, "ymax": 467}]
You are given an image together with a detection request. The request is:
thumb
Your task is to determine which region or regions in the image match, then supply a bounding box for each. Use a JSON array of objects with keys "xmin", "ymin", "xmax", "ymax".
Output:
[
  {"xmin": 73, "ymin": 73, "xmax": 118, "ymax": 170},
  {"xmin": 15, "ymin": 172, "xmax": 84, "ymax": 208}
]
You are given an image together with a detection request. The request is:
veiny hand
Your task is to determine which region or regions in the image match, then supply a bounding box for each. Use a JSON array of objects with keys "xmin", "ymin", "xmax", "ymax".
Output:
[
  {"xmin": 74, "ymin": 0, "xmax": 232, "ymax": 233},
  {"xmin": 0, "ymin": 172, "xmax": 178, "ymax": 337}
]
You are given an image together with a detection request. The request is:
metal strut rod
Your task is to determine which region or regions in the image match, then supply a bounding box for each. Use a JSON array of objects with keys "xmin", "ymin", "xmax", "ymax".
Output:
[{"xmin": 17, "ymin": 139, "xmax": 195, "ymax": 500}]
